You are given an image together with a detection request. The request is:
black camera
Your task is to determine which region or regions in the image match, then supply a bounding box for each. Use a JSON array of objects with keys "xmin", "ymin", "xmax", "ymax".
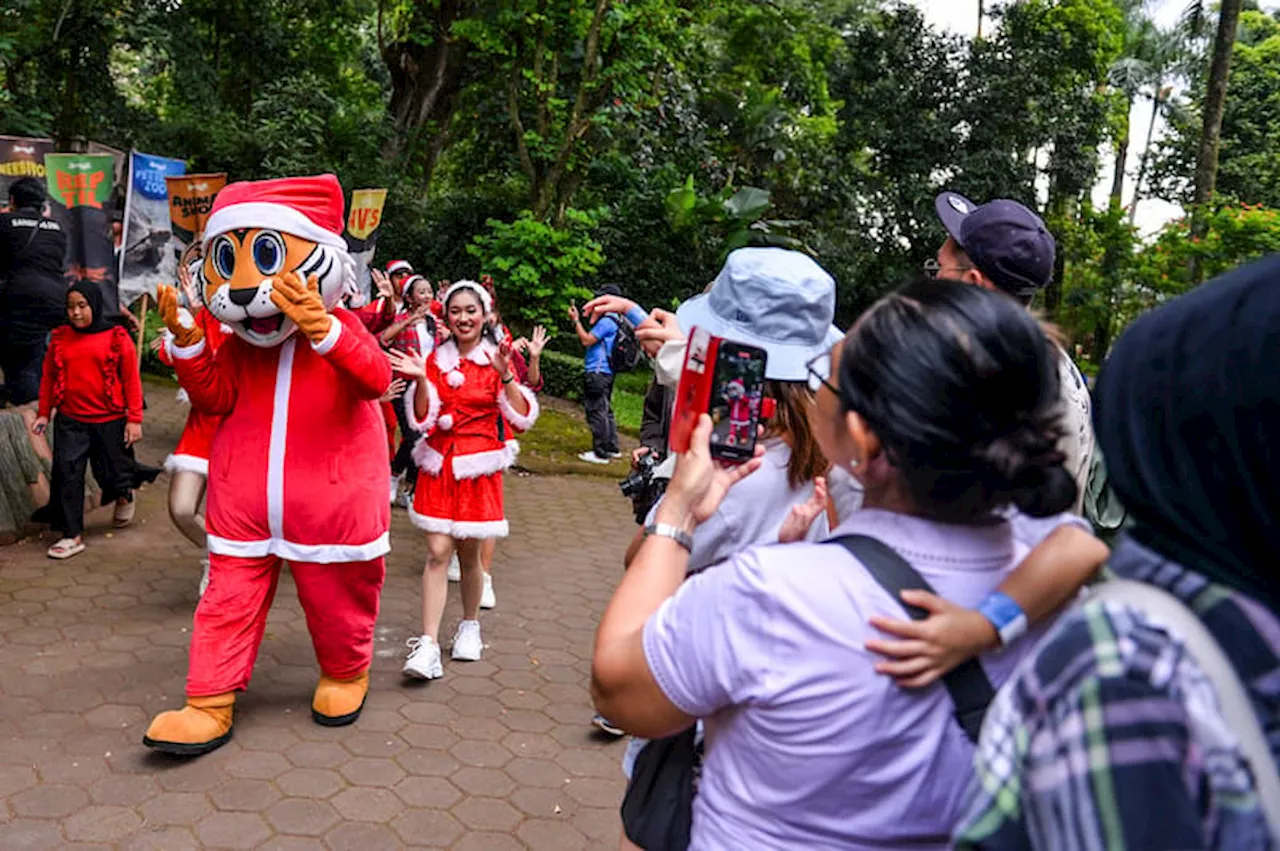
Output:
[{"xmin": 619, "ymin": 451, "xmax": 669, "ymax": 524}]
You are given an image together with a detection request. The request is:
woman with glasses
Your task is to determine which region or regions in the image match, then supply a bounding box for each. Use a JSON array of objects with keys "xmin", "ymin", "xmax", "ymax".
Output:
[{"xmin": 594, "ymin": 278, "xmax": 1105, "ymax": 849}]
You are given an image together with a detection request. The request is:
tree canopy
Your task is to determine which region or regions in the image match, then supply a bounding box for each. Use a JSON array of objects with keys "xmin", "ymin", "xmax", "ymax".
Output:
[{"xmin": 4, "ymin": 0, "xmax": 1279, "ymax": 353}]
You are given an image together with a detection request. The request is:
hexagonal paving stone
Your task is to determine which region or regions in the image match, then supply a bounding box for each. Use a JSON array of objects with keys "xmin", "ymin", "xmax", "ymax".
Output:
[
  {"xmin": 393, "ymin": 775, "xmax": 462, "ymax": 809},
  {"xmin": 448, "ymin": 740, "xmax": 511, "ymax": 769},
  {"xmin": 0, "ymin": 817, "xmax": 65, "ymax": 850},
  {"xmin": 210, "ymin": 778, "xmax": 283, "ymax": 812},
  {"xmin": 194, "ymin": 811, "xmax": 273, "ymax": 850},
  {"xmin": 264, "ymin": 797, "xmax": 340, "ymax": 836},
  {"xmin": 331, "ymin": 785, "xmax": 403, "ymax": 822},
  {"xmin": 340, "ymin": 756, "xmax": 406, "ymax": 787},
  {"xmin": 276, "ymin": 767, "xmax": 345, "ymax": 799},
  {"xmin": 517, "ymin": 818, "xmax": 590, "ymax": 850},
  {"xmin": 139, "ymin": 791, "xmax": 213, "ymax": 826},
  {"xmin": 64, "ymin": 805, "xmax": 145, "ymax": 843},
  {"xmin": 324, "ymin": 821, "xmax": 403, "ymax": 851},
  {"xmin": 11, "ymin": 782, "xmax": 89, "ymax": 817},
  {"xmin": 283, "ymin": 740, "xmax": 348, "ymax": 769},
  {"xmin": 223, "ymin": 748, "xmax": 292, "ymax": 780},
  {"xmin": 451, "ymin": 796, "xmax": 522, "ymax": 832},
  {"xmin": 119, "ymin": 826, "xmax": 202, "ymax": 850},
  {"xmin": 390, "ymin": 808, "xmax": 464, "ymax": 847}
]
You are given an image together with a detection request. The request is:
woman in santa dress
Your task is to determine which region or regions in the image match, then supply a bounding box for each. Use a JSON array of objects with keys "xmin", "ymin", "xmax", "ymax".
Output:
[
  {"xmin": 389, "ymin": 281, "xmax": 538, "ymax": 680},
  {"xmin": 153, "ymin": 259, "xmax": 232, "ymax": 594}
]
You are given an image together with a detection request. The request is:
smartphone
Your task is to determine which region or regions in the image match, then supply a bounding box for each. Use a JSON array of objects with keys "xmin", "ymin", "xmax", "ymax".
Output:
[{"xmin": 669, "ymin": 327, "xmax": 768, "ymax": 464}]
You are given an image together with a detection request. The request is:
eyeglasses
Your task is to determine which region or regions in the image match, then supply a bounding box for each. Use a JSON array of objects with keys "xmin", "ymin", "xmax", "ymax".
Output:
[
  {"xmin": 805, "ymin": 351, "xmax": 838, "ymax": 396},
  {"xmin": 923, "ymin": 258, "xmax": 975, "ymax": 280}
]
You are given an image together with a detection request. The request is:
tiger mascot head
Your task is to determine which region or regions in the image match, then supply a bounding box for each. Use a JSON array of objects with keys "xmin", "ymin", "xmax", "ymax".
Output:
[{"xmin": 198, "ymin": 174, "xmax": 355, "ymax": 348}]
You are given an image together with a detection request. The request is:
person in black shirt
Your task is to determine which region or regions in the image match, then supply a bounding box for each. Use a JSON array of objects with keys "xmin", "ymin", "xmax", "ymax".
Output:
[{"xmin": 1, "ymin": 177, "xmax": 67, "ymax": 406}]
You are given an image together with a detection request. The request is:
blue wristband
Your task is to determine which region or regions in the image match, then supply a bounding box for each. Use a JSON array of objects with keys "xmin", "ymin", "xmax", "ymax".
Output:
[
  {"xmin": 976, "ymin": 591, "xmax": 1027, "ymax": 646},
  {"xmin": 624, "ymin": 305, "xmax": 649, "ymax": 327}
]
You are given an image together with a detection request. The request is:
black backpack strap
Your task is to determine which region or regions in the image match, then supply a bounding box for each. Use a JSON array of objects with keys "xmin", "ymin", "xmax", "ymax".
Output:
[{"xmin": 831, "ymin": 534, "xmax": 996, "ymax": 744}]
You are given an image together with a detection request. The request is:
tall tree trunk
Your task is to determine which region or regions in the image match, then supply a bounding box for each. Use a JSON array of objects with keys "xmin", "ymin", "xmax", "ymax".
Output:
[
  {"xmin": 977, "ymin": 0, "xmax": 985, "ymax": 39},
  {"xmin": 1109, "ymin": 96, "xmax": 1132, "ymax": 211},
  {"xmin": 1128, "ymin": 86, "xmax": 1165, "ymax": 226},
  {"xmin": 381, "ymin": 0, "xmax": 468, "ymax": 169},
  {"xmin": 1189, "ymin": 0, "xmax": 1243, "ymax": 283}
]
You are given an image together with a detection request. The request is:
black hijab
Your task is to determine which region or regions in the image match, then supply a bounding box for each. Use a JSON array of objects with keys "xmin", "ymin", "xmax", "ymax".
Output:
[
  {"xmin": 1094, "ymin": 253, "xmax": 1280, "ymax": 615},
  {"xmin": 67, "ymin": 280, "xmax": 114, "ymax": 335}
]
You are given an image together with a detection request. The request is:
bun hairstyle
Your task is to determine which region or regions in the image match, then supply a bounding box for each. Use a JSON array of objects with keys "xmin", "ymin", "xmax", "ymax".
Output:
[{"xmin": 836, "ymin": 278, "xmax": 1076, "ymax": 521}]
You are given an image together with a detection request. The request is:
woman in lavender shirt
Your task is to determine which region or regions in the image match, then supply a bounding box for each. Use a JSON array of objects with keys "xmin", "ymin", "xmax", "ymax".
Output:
[{"xmin": 592, "ymin": 280, "xmax": 1079, "ymax": 850}]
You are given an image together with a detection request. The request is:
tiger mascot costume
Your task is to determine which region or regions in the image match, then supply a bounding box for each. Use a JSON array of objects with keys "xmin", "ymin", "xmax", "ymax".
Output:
[{"xmin": 144, "ymin": 174, "xmax": 392, "ymax": 756}]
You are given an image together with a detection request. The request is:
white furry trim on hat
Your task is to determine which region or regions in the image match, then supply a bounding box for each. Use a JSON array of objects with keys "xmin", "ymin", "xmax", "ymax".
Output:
[
  {"xmin": 442, "ymin": 280, "xmax": 492, "ymax": 314},
  {"xmin": 204, "ymin": 201, "xmax": 349, "ymax": 251},
  {"xmin": 386, "ymin": 260, "xmax": 413, "ymax": 275}
]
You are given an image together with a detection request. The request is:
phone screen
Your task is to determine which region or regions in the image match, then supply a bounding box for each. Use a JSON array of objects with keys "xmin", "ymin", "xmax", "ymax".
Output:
[{"xmin": 707, "ymin": 342, "xmax": 767, "ymax": 462}]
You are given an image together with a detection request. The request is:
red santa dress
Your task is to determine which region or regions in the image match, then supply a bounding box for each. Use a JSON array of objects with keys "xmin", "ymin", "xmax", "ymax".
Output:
[
  {"xmin": 405, "ymin": 338, "xmax": 538, "ymax": 538},
  {"xmin": 170, "ymin": 309, "xmax": 393, "ymax": 696},
  {"xmin": 158, "ymin": 307, "xmax": 232, "ymax": 476}
]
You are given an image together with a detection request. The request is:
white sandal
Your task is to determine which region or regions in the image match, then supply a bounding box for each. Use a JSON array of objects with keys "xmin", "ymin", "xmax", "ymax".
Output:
[
  {"xmin": 113, "ymin": 498, "xmax": 135, "ymax": 528},
  {"xmin": 47, "ymin": 538, "xmax": 85, "ymax": 560}
]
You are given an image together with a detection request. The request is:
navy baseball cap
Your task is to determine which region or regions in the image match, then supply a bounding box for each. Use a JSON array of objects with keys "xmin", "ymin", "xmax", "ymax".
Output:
[{"xmin": 934, "ymin": 192, "xmax": 1056, "ymax": 298}]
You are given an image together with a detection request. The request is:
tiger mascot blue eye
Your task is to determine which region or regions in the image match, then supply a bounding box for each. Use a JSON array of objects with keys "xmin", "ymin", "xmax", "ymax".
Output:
[{"xmin": 253, "ymin": 232, "xmax": 285, "ymax": 275}]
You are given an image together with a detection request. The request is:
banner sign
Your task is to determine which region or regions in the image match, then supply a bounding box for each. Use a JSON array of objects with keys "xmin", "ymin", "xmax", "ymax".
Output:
[
  {"xmin": 166, "ymin": 173, "xmax": 226, "ymax": 249},
  {"xmin": 0, "ymin": 135, "xmax": 54, "ymax": 203},
  {"xmin": 118, "ymin": 151, "xmax": 187, "ymax": 305},
  {"xmin": 344, "ymin": 188, "xmax": 388, "ymax": 303},
  {"xmin": 44, "ymin": 153, "xmax": 119, "ymax": 313}
]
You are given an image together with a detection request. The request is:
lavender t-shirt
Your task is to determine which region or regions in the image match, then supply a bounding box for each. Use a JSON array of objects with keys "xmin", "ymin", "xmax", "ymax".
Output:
[{"xmin": 642, "ymin": 508, "xmax": 1055, "ymax": 850}]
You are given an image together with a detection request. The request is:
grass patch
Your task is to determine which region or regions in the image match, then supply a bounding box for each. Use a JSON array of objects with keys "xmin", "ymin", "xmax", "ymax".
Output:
[
  {"xmin": 613, "ymin": 387, "xmax": 643, "ymax": 436},
  {"xmin": 516, "ymin": 403, "xmax": 634, "ymax": 478}
]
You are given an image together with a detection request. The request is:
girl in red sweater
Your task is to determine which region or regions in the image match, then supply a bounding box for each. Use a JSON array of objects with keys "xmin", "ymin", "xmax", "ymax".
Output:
[{"xmin": 32, "ymin": 281, "xmax": 146, "ymax": 559}]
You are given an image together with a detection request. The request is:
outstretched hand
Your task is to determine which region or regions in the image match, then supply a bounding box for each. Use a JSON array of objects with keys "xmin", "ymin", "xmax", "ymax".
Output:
[
  {"xmin": 371, "ymin": 268, "xmax": 395, "ymax": 300},
  {"xmin": 865, "ymin": 593, "xmax": 999, "ymax": 689},
  {"xmin": 633, "ymin": 308, "xmax": 685, "ymax": 356},
  {"xmin": 582, "ymin": 294, "xmax": 639, "ymax": 323},
  {"xmin": 492, "ymin": 339, "xmax": 514, "ymax": 380},
  {"xmin": 380, "ymin": 378, "xmax": 408, "ymax": 402},
  {"xmin": 655, "ymin": 414, "xmax": 764, "ymax": 532},
  {"xmin": 387, "ymin": 349, "xmax": 428, "ymax": 380},
  {"xmin": 270, "ymin": 272, "xmax": 332, "ymax": 344},
  {"xmin": 156, "ymin": 284, "xmax": 204, "ymax": 348}
]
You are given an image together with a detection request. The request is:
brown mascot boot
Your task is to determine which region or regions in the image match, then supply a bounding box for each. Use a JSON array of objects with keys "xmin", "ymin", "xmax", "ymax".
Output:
[
  {"xmin": 312, "ymin": 669, "xmax": 369, "ymax": 727},
  {"xmin": 142, "ymin": 693, "xmax": 235, "ymax": 756}
]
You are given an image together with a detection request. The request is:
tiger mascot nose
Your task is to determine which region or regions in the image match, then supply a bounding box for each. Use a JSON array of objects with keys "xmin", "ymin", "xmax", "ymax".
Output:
[{"xmin": 227, "ymin": 287, "xmax": 258, "ymax": 307}]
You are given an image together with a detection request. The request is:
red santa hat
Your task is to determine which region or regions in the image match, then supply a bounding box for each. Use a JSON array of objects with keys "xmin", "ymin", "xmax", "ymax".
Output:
[
  {"xmin": 401, "ymin": 273, "xmax": 427, "ymax": 301},
  {"xmin": 203, "ymin": 174, "xmax": 348, "ymax": 251},
  {"xmin": 386, "ymin": 259, "xmax": 413, "ymax": 276}
]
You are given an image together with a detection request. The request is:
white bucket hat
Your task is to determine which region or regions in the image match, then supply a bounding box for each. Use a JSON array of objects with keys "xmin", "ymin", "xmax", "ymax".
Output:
[{"xmin": 675, "ymin": 247, "xmax": 844, "ymax": 382}]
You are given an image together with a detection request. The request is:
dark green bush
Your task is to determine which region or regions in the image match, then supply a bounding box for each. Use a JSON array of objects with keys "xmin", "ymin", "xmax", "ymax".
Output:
[{"xmin": 540, "ymin": 351, "xmax": 585, "ymax": 401}]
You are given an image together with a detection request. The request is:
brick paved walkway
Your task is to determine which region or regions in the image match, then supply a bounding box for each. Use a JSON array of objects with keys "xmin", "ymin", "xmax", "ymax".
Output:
[{"xmin": 0, "ymin": 381, "xmax": 635, "ymax": 849}]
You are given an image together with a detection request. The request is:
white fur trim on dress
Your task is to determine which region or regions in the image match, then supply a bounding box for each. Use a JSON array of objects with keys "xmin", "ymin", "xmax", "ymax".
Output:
[
  {"xmin": 165, "ymin": 454, "xmax": 209, "ymax": 476},
  {"xmin": 503, "ymin": 440, "xmax": 520, "ymax": 469},
  {"xmin": 310, "ymin": 317, "xmax": 342, "ymax": 355},
  {"xmin": 497, "ymin": 383, "xmax": 539, "ymax": 433},
  {"xmin": 412, "ymin": 441, "xmax": 445, "ymax": 475},
  {"xmin": 404, "ymin": 380, "xmax": 441, "ymax": 434},
  {"xmin": 406, "ymin": 507, "xmax": 509, "ymax": 539},
  {"xmin": 438, "ymin": 414, "xmax": 454, "ymax": 431},
  {"xmin": 452, "ymin": 448, "xmax": 512, "ymax": 480},
  {"xmin": 204, "ymin": 201, "xmax": 349, "ymax": 251},
  {"xmin": 434, "ymin": 339, "xmax": 496, "ymax": 374},
  {"xmin": 175, "ymin": 387, "xmax": 190, "ymax": 405}
]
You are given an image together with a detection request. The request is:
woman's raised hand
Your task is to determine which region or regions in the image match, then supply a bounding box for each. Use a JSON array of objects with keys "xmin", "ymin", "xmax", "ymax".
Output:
[
  {"xmin": 387, "ymin": 349, "xmax": 428, "ymax": 379},
  {"xmin": 656, "ymin": 415, "xmax": 763, "ymax": 531},
  {"xmin": 778, "ymin": 477, "xmax": 828, "ymax": 544},
  {"xmin": 492, "ymin": 340, "xmax": 514, "ymax": 380}
]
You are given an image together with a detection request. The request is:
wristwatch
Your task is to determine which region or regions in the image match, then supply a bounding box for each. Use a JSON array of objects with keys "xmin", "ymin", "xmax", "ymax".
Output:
[{"xmin": 644, "ymin": 522, "xmax": 694, "ymax": 553}]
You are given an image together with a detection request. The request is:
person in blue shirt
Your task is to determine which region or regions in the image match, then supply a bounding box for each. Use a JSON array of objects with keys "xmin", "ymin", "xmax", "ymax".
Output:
[{"xmin": 568, "ymin": 284, "xmax": 645, "ymax": 465}]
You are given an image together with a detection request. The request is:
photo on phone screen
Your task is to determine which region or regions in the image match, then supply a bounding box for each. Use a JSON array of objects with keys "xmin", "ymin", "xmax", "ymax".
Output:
[{"xmin": 708, "ymin": 342, "xmax": 767, "ymax": 462}]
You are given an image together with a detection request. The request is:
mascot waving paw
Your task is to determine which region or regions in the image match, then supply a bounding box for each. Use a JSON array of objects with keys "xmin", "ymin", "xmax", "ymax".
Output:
[{"xmin": 143, "ymin": 175, "xmax": 392, "ymax": 756}]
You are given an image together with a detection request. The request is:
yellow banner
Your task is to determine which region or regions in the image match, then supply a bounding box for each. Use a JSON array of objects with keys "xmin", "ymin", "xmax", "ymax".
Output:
[{"xmin": 346, "ymin": 188, "xmax": 388, "ymax": 241}]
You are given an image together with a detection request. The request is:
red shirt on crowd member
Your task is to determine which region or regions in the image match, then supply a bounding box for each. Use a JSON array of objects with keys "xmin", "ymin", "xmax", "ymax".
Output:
[{"xmin": 38, "ymin": 324, "xmax": 144, "ymax": 424}]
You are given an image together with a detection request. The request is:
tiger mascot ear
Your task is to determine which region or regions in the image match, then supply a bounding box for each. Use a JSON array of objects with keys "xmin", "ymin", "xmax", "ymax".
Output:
[{"xmin": 196, "ymin": 175, "xmax": 355, "ymax": 348}]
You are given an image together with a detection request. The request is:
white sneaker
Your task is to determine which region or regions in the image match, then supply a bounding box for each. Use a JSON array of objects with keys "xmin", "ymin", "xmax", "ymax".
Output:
[
  {"xmin": 403, "ymin": 636, "xmax": 443, "ymax": 680},
  {"xmin": 480, "ymin": 573, "xmax": 496, "ymax": 610},
  {"xmin": 389, "ymin": 474, "xmax": 401, "ymax": 505},
  {"xmin": 450, "ymin": 620, "xmax": 483, "ymax": 662},
  {"xmin": 447, "ymin": 554, "xmax": 461, "ymax": 582},
  {"xmin": 198, "ymin": 558, "xmax": 210, "ymax": 598},
  {"xmin": 577, "ymin": 451, "xmax": 610, "ymax": 465}
]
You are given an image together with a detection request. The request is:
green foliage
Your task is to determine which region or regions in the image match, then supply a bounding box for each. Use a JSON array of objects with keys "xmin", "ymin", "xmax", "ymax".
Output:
[
  {"xmin": 466, "ymin": 208, "xmax": 605, "ymax": 330},
  {"xmin": 538, "ymin": 350, "xmax": 586, "ymax": 401},
  {"xmin": 1134, "ymin": 203, "xmax": 1280, "ymax": 296}
]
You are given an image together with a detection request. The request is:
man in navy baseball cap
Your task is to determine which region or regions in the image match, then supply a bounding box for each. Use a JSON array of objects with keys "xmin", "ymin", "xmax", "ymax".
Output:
[{"xmin": 931, "ymin": 192, "xmax": 1056, "ymax": 302}]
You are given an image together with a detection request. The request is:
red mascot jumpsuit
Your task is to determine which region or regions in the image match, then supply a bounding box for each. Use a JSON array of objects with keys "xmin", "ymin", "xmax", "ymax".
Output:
[{"xmin": 143, "ymin": 173, "xmax": 392, "ymax": 757}]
